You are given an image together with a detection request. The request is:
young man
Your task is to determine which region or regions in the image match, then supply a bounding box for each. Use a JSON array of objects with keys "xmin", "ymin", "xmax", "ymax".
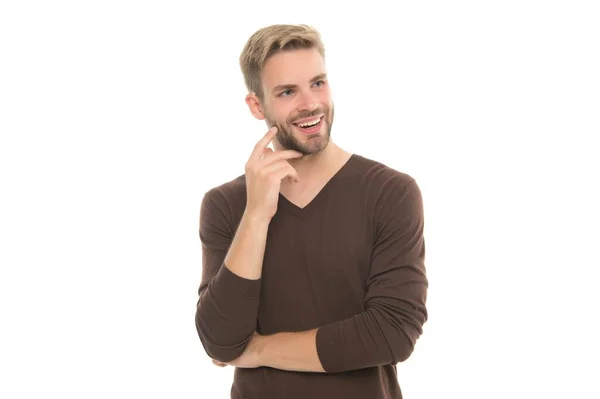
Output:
[{"xmin": 195, "ymin": 24, "xmax": 428, "ymax": 399}]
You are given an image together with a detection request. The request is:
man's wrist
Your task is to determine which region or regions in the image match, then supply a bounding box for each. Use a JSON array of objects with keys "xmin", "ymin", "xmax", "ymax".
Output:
[
  {"xmin": 256, "ymin": 333, "xmax": 271, "ymax": 367},
  {"xmin": 243, "ymin": 208, "xmax": 272, "ymax": 228}
]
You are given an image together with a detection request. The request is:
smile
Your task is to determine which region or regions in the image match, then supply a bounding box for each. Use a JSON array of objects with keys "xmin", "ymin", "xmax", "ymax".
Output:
[{"xmin": 293, "ymin": 117, "xmax": 323, "ymax": 134}]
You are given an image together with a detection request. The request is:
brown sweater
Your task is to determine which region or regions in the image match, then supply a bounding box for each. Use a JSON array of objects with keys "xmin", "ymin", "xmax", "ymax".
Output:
[{"xmin": 195, "ymin": 153, "xmax": 428, "ymax": 399}]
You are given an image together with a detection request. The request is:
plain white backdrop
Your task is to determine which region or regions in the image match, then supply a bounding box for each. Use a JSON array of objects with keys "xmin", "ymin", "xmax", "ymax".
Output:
[{"xmin": 1, "ymin": 1, "xmax": 598, "ymax": 398}]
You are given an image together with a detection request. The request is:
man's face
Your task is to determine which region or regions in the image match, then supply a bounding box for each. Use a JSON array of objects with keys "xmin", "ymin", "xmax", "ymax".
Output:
[{"xmin": 259, "ymin": 48, "xmax": 334, "ymax": 156}]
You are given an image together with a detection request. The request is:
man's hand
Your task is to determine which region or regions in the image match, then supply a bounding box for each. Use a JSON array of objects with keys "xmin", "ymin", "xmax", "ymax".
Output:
[
  {"xmin": 245, "ymin": 126, "xmax": 302, "ymax": 220},
  {"xmin": 211, "ymin": 330, "xmax": 325, "ymax": 373},
  {"xmin": 211, "ymin": 332, "xmax": 265, "ymax": 369}
]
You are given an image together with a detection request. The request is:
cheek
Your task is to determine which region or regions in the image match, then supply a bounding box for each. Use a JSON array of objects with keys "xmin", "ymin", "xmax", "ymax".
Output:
[
  {"xmin": 266, "ymin": 107, "xmax": 285, "ymax": 124},
  {"xmin": 280, "ymin": 107, "xmax": 297, "ymax": 125}
]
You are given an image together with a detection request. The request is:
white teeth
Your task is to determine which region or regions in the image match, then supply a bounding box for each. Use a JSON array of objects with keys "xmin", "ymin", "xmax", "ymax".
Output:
[{"xmin": 297, "ymin": 117, "xmax": 321, "ymax": 127}]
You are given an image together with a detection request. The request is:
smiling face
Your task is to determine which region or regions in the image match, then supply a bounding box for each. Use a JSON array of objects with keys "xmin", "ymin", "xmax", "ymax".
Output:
[{"xmin": 248, "ymin": 48, "xmax": 335, "ymax": 155}]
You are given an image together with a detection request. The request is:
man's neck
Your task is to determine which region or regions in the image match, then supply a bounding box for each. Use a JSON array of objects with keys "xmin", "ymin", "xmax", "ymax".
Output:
[
  {"xmin": 277, "ymin": 141, "xmax": 351, "ymax": 208},
  {"xmin": 286, "ymin": 142, "xmax": 345, "ymax": 180}
]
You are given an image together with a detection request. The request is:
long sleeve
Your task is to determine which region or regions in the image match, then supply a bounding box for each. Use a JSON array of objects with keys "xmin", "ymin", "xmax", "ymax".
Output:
[
  {"xmin": 315, "ymin": 177, "xmax": 428, "ymax": 373},
  {"xmin": 195, "ymin": 188, "xmax": 262, "ymax": 362}
]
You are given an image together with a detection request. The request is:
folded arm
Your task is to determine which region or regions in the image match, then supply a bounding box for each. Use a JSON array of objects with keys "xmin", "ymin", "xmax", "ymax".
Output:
[
  {"xmin": 259, "ymin": 178, "xmax": 428, "ymax": 373},
  {"xmin": 195, "ymin": 188, "xmax": 270, "ymax": 363}
]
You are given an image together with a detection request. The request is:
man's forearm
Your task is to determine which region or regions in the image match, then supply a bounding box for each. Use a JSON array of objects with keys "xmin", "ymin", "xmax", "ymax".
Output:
[
  {"xmin": 260, "ymin": 329, "xmax": 326, "ymax": 373},
  {"xmin": 224, "ymin": 210, "xmax": 270, "ymax": 280},
  {"xmin": 195, "ymin": 209, "xmax": 270, "ymax": 362}
]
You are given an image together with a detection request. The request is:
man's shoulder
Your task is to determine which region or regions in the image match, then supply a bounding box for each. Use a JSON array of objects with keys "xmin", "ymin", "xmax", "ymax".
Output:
[
  {"xmin": 201, "ymin": 174, "xmax": 248, "ymax": 219},
  {"xmin": 350, "ymin": 153, "xmax": 417, "ymax": 191},
  {"xmin": 204, "ymin": 174, "xmax": 247, "ymax": 201},
  {"xmin": 350, "ymin": 154, "xmax": 423, "ymax": 223}
]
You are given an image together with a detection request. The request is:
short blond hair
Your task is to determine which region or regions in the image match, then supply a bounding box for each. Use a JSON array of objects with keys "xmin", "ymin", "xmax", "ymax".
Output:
[{"xmin": 239, "ymin": 24, "xmax": 325, "ymax": 101}]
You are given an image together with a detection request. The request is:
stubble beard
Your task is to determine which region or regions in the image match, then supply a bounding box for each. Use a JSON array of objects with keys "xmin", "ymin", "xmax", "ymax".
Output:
[{"xmin": 265, "ymin": 105, "xmax": 335, "ymax": 156}]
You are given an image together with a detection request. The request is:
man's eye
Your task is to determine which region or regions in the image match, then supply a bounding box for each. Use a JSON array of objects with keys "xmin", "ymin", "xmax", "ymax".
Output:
[
  {"xmin": 280, "ymin": 89, "xmax": 293, "ymax": 97},
  {"xmin": 313, "ymin": 80, "xmax": 325, "ymax": 87}
]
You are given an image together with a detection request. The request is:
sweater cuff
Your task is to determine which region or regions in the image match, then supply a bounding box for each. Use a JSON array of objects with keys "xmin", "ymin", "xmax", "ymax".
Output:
[{"xmin": 315, "ymin": 323, "xmax": 345, "ymax": 373}]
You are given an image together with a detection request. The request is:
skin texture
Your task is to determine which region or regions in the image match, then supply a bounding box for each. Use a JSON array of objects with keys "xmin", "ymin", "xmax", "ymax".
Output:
[
  {"xmin": 214, "ymin": 330, "xmax": 325, "ymax": 373},
  {"xmin": 246, "ymin": 48, "xmax": 335, "ymax": 157}
]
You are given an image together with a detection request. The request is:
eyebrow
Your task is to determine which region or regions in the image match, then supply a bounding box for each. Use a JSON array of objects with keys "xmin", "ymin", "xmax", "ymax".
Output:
[{"xmin": 271, "ymin": 73, "xmax": 327, "ymax": 94}]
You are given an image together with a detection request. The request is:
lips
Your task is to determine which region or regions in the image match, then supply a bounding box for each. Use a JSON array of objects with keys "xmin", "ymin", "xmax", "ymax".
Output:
[
  {"xmin": 293, "ymin": 117, "xmax": 323, "ymax": 134},
  {"xmin": 293, "ymin": 114, "xmax": 325, "ymax": 126}
]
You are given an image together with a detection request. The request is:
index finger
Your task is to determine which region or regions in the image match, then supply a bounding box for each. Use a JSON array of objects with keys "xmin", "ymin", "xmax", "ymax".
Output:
[{"xmin": 249, "ymin": 126, "xmax": 278, "ymax": 162}]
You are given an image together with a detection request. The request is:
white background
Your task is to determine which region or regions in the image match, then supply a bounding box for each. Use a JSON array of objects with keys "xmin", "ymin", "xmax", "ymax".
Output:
[{"xmin": 1, "ymin": 1, "xmax": 599, "ymax": 398}]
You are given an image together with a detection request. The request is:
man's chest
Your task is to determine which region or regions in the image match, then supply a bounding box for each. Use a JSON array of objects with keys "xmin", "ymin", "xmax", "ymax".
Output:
[{"xmin": 256, "ymin": 208, "xmax": 373, "ymax": 333}]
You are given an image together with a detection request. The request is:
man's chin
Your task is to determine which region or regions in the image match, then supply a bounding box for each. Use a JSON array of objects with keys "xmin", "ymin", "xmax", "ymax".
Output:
[
  {"xmin": 275, "ymin": 124, "xmax": 330, "ymax": 153},
  {"xmin": 299, "ymin": 136, "xmax": 330, "ymax": 156}
]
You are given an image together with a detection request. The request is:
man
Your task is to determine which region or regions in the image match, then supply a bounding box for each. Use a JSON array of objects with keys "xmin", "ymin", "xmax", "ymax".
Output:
[{"xmin": 195, "ymin": 24, "xmax": 428, "ymax": 399}]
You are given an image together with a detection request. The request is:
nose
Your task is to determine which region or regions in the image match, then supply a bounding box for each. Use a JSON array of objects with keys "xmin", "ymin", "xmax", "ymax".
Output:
[{"xmin": 297, "ymin": 90, "xmax": 318, "ymax": 113}]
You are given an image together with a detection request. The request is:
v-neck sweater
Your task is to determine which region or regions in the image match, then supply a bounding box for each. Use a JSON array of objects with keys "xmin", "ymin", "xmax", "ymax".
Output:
[{"xmin": 195, "ymin": 153, "xmax": 428, "ymax": 399}]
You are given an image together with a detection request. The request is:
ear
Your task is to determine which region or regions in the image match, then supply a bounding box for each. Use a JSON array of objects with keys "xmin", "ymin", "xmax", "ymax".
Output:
[{"xmin": 245, "ymin": 93, "xmax": 265, "ymax": 120}]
